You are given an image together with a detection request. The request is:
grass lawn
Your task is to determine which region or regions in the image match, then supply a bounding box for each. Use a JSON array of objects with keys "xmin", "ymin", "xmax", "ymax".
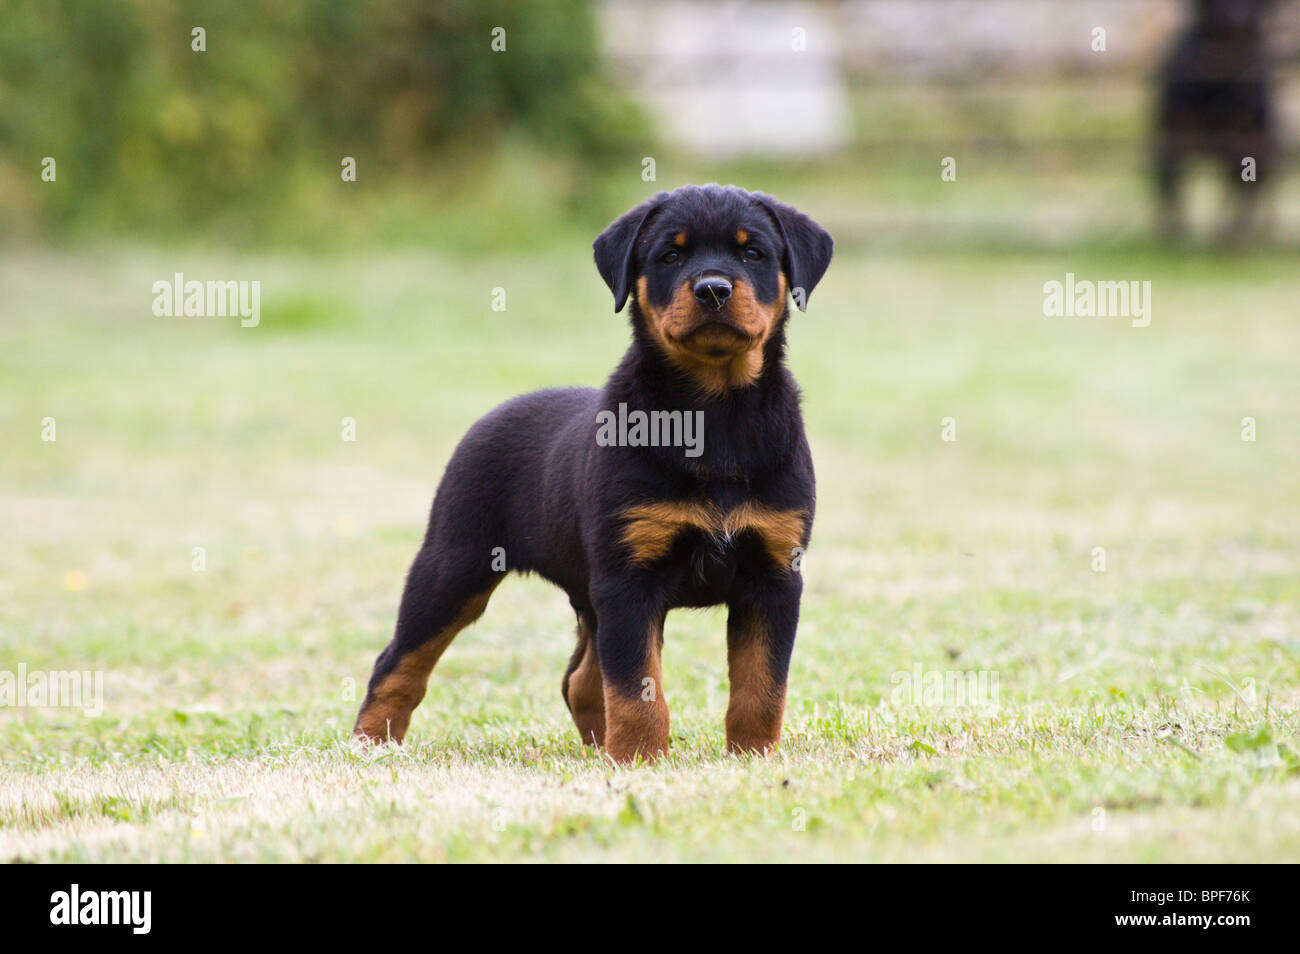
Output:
[{"xmin": 1, "ymin": 240, "xmax": 1297, "ymax": 862}]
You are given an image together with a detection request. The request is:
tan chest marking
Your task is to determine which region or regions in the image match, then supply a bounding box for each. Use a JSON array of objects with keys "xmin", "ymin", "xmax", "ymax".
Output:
[{"xmin": 619, "ymin": 500, "xmax": 807, "ymax": 571}]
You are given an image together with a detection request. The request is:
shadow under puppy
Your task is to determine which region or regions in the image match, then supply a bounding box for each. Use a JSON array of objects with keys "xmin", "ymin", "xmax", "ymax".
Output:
[
  {"xmin": 354, "ymin": 184, "xmax": 833, "ymax": 763},
  {"xmin": 1155, "ymin": 0, "xmax": 1278, "ymax": 240}
]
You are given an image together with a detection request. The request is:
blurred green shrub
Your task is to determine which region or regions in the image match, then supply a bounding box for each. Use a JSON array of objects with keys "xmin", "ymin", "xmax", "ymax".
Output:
[{"xmin": 0, "ymin": 0, "xmax": 646, "ymax": 245}]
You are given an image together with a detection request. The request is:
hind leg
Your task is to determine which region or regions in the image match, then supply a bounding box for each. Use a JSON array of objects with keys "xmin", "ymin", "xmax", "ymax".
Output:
[
  {"xmin": 1221, "ymin": 144, "xmax": 1270, "ymax": 244},
  {"xmin": 1155, "ymin": 141, "xmax": 1185, "ymax": 240},
  {"xmin": 354, "ymin": 547, "xmax": 502, "ymax": 744},
  {"xmin": 1220, "ymin": 187, "xmax": 1261, "ymax": 246},
  {"xmin": 561, "ymin": 609, "xmax": 604, "ymax": 746}
]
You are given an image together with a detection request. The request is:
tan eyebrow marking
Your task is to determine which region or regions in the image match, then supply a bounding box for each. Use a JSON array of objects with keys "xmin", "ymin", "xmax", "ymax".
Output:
[
  {"xmin": 673, "ymin": 232, "xmax": 688, "ymax": 247},
  {"xmin": 736, "ymin": 229, "xmax": 749, "ymax": 245}
]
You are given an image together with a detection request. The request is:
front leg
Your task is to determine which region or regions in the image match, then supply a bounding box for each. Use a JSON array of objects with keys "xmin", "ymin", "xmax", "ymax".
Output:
[
  {"xmin": 592, "ymin": 578, "xmax": 670, "ymax": 764},
  {"xmin": 726, "ymin": 574, "xmax": 802, "ymax": 754}
]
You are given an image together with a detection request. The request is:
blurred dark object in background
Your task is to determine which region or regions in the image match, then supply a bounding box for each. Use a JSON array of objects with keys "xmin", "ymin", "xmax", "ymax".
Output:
[{"xmin": 1155, "ymin": 0, "xmax": 1278, "ymax": 241}]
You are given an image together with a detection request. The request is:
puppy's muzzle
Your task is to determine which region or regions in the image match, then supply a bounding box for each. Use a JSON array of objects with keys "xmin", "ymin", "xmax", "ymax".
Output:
[{"xmin": 693, "ymin": 275, "xmax": 732, "ymax": 311}]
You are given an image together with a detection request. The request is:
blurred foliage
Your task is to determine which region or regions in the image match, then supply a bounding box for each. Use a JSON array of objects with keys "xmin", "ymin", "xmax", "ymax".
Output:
[{"xmin": 0, "ymin": 0, "xmax": 647, "ymax": 245}]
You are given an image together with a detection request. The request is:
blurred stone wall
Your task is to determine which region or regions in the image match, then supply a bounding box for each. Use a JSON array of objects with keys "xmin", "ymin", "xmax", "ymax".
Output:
[
  {"xmin": 839, "ymin": 0, "xmax": 1183, "ymax": 76},
  {"xmin": 600, "ymin": 0, "xmax": 853, "ymax": 157},
  {"xmin": 601, "ymin": 0, "xmax": 1300, "ymax": 156}
]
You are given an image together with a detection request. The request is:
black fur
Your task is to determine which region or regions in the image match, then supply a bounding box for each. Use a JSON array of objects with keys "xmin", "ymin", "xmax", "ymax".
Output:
[{"xmin": 356, "ymin": 184, "xmax": 832, "ymax": 753}]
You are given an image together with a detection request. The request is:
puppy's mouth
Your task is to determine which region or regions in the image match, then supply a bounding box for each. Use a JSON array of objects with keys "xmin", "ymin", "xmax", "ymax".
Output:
[{"xmin": 677, "ymin": 319, "xmax": 753, "ymax": 358}]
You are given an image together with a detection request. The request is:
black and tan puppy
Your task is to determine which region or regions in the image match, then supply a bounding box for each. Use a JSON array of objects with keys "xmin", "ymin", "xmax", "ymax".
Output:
[
  {"xmin": 354, "ymin": 184, "xmax": 832, "ymax": 763},
  {"xmin": 1155, "ymin": 0, "xmax": 1277, "ymax": 239}
]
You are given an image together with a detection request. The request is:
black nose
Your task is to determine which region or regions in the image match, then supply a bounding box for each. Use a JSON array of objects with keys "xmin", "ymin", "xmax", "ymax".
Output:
[{"xmin": 693, "ymin": 276, "xmax": 732, "ymax": 309}]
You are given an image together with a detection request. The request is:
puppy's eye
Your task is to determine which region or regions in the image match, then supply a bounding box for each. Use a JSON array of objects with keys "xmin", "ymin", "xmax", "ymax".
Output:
[
  {"xmin": 743, "ymin": 247, "xmax": 763, "ymax": 262},
  {"xmin": 661, "ymin": 250, "xmax": 681, "ymax": 265}
]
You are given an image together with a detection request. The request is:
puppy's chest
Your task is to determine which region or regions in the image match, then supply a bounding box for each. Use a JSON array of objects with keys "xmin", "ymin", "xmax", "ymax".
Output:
[{"xmin": 618, "ymin": 497, "xmax": 807, "ymax": 580}]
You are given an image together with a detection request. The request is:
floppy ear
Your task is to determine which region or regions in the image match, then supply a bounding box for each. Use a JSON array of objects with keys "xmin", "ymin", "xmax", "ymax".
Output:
[
  {"xmin": 593, "ymin": 193, "xmax": 667, "ymax": 313},
  {"xmin": 754, "ymin": 193, "xmax": 833, "ymax": 311}
]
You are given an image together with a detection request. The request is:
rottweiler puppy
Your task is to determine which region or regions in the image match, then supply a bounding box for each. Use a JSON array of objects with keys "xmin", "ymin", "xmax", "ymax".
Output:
[
  {"xmin": 1155, "ymin": 0, "xmax": 1277, "ymax": 240},
  {"xmin": 353, "ymin": 184, "xmax": 832, "ymax": 763}
]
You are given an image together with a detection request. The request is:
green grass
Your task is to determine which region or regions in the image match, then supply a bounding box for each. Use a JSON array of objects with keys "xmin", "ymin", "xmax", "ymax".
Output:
[{"xmin": 1, "ymin": 240, "xmax": 1298, "ymax": 862}]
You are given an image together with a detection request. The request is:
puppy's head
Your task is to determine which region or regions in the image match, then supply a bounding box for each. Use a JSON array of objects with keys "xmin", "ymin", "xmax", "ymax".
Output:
[{"xmin": 594, "ymin": 184, "xmax": 832, "ymax": 395}]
